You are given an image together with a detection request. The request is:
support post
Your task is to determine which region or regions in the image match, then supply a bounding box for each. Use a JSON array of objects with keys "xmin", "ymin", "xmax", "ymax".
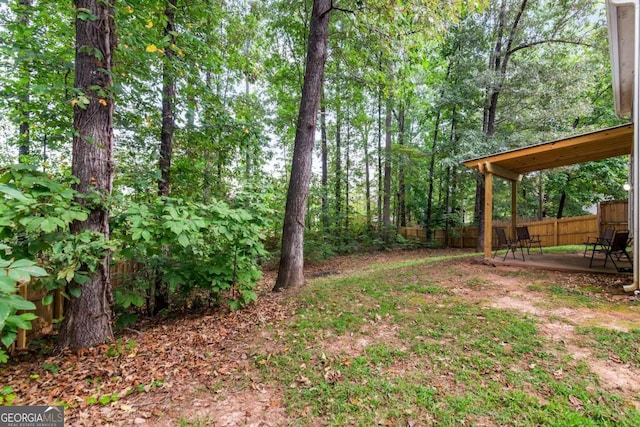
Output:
[
  {"xmin": 484, "ymin": 170, "xmax": 493, "ymax": 259},
  {"xmin": 511, "ymin": 180, "xmax": 518, "ymax": 240},
  {"xmin": 17, "ymin": 284, "xmax": 28, "ymax": 349}
]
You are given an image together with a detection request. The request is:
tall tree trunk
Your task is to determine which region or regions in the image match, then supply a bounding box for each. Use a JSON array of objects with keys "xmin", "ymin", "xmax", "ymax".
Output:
[
  {"xmin": 382, "ymin": 97, "xmax": 392, "ymax": 244},
  {"xmin": 274, "ymin": 0, "xmax": 331, "ymax": 291},
  {"xmin": 335, "ymin": 96, "xmax": 342, "ymax": 233},
  {"xmin": 17, "ymin": 0, "xmax": 32, "ymax": 160},
  {"xmin": 364, "ymin": 127, "xmax": 372, "ymax": 228},
  {"xmin": 557, "ymin": 191, "xmax": 566, "ymax": 219},
  {"xmin": 159, "ymin": 0, "xmax": 177, "ymax": 197},
  {"xmin": 397, "ymin": 105, "xmax": 406, "ymax": 228},
  {"xmin": 345, "ymin": 107, "xmax": 350, "ymax": 234},
  {"xmin": 377, "ymin": 56, "xmax": 383, "ymax": 231},
  {"xmin": 426, "ymin": 54, "xmax": 455, "ymax": 241},
  {"xmin": 58, "ymin": 0, "xmax": 115, "ymax": 351},
  {"xmin": 320, "ymin": 98, "xmax": 329, "ymax": 233},
  {"xmin": 153, "ymin": 0, "xmax": 177, "ymax": 314},
  {"xmin": 444, "ymin": 106, "xmax": 458, "ymax": 247},
  {"xmin": 538, "ymin": 172, "xmax": 544, "ymax": 219}
]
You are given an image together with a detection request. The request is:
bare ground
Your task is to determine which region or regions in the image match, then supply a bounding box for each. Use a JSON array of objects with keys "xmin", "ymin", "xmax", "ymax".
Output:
[{"xmin": 3, "ymin": 249, "xmax": 640, "ymax": 426}]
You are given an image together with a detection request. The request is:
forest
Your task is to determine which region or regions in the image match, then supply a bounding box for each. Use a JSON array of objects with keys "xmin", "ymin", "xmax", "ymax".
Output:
[{"xmin": 0, "ymin": 0, "xmax": 632, "ymax": 358}]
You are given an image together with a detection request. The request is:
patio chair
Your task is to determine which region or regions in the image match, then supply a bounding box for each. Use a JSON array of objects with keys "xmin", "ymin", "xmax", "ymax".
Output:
[
  {"xmin": 589, "ymin": 230, "xmax": 632, "ymax": 272},
  {"xmin": 516, "ymin": 226, "xmax": 543, "ymax": 255},
  {"xmin": 583, "ymin": 226, "xmax": 615, "ymax": 257},
  {"xmin": 493, "ymin": 227, "xmax": 524, "ymax": 261}
]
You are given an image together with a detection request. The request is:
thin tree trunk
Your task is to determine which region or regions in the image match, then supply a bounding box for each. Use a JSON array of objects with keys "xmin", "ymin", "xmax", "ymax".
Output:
[
  {"xmin": 383, "ymin": 96, "xmax": 392, "ymax": 244},
  {"xmin": 397, "ymin": 105, "xmax": 406, "ymax": 228},
  {"xmin": 158, "ymin": 0, "xmax": 177, "ymax": 197},
  {"xmin": 364, "ymin": 126, "xmax": 372, "ymax": 228},
  {"xmin": 17, "ymin": 0, "xmax": 32, "ymax": 160},
  {"xmin": 320, "ymin": 97, "xmax": 329, "ymax": 233},
  {"xmin": 154, "ymin": 0, "xmax": 177, "ymax": 314},
  {"xmin": 345, "ymin": 106, "xmax": 350, "ymax": 234},
  {"xmin": 58, "ymin": 0, "xmax": 115, "ymax": 351},
  {"xmin": 335, "ymin": 96, "xmax": 342, "ymax": 233},
  {"xmin": 557, "ymin": 191, "xmax": 566, "ymax": 219},
  {"xmin": 274, "ymin": 0, "xmax": 331, "ymax": 291},
  {"xmin": 377, "ymin": 57, "xmax": 383, "ymax": 231}
]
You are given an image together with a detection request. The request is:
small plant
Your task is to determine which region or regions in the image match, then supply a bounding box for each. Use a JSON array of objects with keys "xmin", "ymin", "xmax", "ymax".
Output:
[
  {"xmin": 86, "ymin": 393, "xmax": 119, "ymax": 406},
  {"xmin": 0, "ymin": 255, "xmax": 47, "ymax": 364},
  {"xmin": 0, "ymin": 386, "xmax": 16, "ymax": 405},
  {"xmin": 105, "ymin": 338, "xmax": 137, "ymax": 358},
  {"xmin": 42, "ymin": 362, "xmax": 60, "ymax": 374}
]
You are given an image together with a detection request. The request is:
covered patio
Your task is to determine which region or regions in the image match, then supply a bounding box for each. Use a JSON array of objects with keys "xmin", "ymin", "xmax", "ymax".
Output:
[
  {"xmin": 463, "ymin": 123, "xmax": 634, "ymax": 278},
  {"xmin": 491, "ymin": 250, "xmax": 633, "ymax": 276}
]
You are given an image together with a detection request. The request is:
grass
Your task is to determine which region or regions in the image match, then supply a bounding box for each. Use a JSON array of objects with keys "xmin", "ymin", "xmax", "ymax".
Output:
[
  {"xmin": 576, "ymin": 327, "xmax": 640, "ymax": 367},
  {"xmin": 253, "ymin": 252, "xmax": 640, "ymax": 426}
]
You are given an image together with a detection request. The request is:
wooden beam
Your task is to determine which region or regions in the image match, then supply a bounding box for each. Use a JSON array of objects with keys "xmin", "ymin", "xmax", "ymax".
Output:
[
  {"xmin": 484, "ymin": 171, "xmax": 493, "ymax": 259},
  {"xmin": 484, "ymin": 162, "xmax": 522, "ymax": 182},
  {"xmin": 462, "ymin": 124, "xmax": 633, "ymax": 175}
]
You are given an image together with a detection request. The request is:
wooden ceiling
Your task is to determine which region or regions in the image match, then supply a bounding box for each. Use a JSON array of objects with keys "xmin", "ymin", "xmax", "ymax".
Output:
[{"xmin": 463, "ymin": 124, "xmax": 633, "ymax": 180}]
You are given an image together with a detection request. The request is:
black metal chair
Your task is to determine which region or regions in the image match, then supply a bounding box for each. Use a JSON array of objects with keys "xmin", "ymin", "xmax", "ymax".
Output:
[
  {"xmin": 590, "ymin": 230, "xmax": 632, "ymax": 272},
  {"xmin": 583, "ymin": 226, "xmax": 614, "ymax": 257},
  {"xmin": 494, "ymin": 227, "xmax": 524, "ymax": 261},
  {"xmin": 516, "ymin": 226, "xmax": 542, "ymax": 255}
]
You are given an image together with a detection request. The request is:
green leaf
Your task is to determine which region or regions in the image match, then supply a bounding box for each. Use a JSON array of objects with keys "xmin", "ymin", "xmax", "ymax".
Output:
[
  {"xmin": 0, "ymin": 276, "xmax": 17, "ymax": 294},
  {"xmin": 40, "ymin": 218, "xmax": 58, "ymax": 233},
  {"xmin": 0, "ymin": 305, "xmax": 10, "ymax": 329},
  {"xmin": 6, "ymin": 315, "xmax": 33, "ymax": 330},
  {"xmin": 68, "ymin": 284, "xmax": 82, "ymax": 298},
  {"xmin": 1, "ymin": 331, "xmax": 17, "ymax": 349},
  {"xmin": 4, "ymin": 295, "xmax": 36, "ymax": 311},
  {"xmin": 42, "ymin": 293, "xmax": 54, "ymax": 306},
  {"xmin": 19, "ymin": 312, "xmax": 38, "ymax": 321},
  {"xmin": 177, "ymin": 233, "xmax": 190, "ymax": 247},
  {"xmin": 74, "ymin": 273, "xmax": 92, "ymax": 285},
  {"xmin": 0, "ymin": 183, "xmax": 29, "ymax": 202}
]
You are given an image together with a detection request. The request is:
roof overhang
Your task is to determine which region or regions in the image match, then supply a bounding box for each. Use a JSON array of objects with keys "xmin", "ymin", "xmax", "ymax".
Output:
[
  {"xmin": 607, "ymin": 0, "xmax": 637, "ymax": 117},
  {"xmin": 463, "ymin": 124, "xmax": 633, "ymax": 181}
]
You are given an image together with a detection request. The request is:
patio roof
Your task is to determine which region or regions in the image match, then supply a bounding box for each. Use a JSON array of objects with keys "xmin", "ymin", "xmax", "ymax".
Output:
[{"xmin": 463, "ymin": 123, "xmax": 633, "ymax": 181}]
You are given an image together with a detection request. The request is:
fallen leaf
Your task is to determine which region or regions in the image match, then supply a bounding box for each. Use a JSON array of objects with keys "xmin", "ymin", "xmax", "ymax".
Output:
[{"xmin": 569, "ymin": 395, "xmax": 583, "ymax": 408}]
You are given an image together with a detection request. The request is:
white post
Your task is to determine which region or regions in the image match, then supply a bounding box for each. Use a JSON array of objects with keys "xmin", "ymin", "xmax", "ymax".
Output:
[{"xmin": 607, "ymin": 0, "xmax": 639, "ymax": 292}]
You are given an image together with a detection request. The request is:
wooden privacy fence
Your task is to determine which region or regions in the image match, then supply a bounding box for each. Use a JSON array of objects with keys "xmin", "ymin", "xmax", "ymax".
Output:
[
  {"xmin": 14, "ymin": 260, "xmax": 141, "ymax": 349},
  {"xmin": 399, "ymin": 199, "xmax": 629, "ymax": 249}
]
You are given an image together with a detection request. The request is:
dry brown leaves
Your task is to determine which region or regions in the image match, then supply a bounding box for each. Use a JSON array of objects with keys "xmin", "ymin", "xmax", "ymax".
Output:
[{"xmin": 1, "ymin": 273, "xmax": 290, "ymax": 426}]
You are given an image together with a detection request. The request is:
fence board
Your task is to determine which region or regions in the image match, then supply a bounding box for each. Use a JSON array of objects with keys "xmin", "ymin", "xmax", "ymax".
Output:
[{"xmin": 398, "ymin": 200, "xmax": 627, "ymax": 249}]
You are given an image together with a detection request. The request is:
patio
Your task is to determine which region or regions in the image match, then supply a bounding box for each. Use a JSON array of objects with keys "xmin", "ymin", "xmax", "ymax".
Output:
[{"xmin": 491, "ymin": 249, "xmax": 633, "ymax": 276}]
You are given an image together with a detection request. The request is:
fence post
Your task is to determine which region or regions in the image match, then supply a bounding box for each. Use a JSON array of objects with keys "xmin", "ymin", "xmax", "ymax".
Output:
[{"xmin": 16, "ymin": 284, "xmax": 28, "ymax": 349}]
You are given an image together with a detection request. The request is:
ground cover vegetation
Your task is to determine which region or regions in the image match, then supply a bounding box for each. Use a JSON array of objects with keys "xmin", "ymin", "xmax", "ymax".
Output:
[
  {"xmin": 0, "ymin": 0, "xmax": 638, "ymax": 422},
  {"xmin": 1, "ymin": 250, "xmax": 639, "ymax": 425}
]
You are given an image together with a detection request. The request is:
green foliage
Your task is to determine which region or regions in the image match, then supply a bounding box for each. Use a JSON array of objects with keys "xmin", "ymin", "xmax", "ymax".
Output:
[
  {"xmin": 0, "ymin": 256, "xmax": 47, "ymax": 364},
  {"xmin": 0, "ymin": 386, "xmax": 16, "ymax": 405},
  {"xmin": 0, "ymin": 165, "xmax": 113, "ymax": 293},
  {"xmin": 112, "ymin": 190, "xmax": 272, "ymax": 312}
]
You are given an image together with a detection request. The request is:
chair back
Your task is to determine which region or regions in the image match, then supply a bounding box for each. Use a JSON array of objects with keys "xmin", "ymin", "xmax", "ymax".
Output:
[
  {"xmin": 602, "ymin": 227, "xmax": 615, "ymax": 242},
  {"xmin": 610, "ymin": 230, "xmax": 630, "ymax": 251},
  {"xmin": 496, "ymin": 227, "xmax": 508, "ymax": 245},
  {"xmin": 516, "ymin": 226, "xmax": 530, "ymax": 241}
]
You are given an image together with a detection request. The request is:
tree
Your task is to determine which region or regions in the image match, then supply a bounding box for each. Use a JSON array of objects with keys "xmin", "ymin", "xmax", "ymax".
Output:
[
  {"xmin": 274, "ymin": 0, "xmax": 332, "ymax": 291},
  {"xmin": 57, "ymin": 0, "xmax": 115, "ymax": 350}
]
